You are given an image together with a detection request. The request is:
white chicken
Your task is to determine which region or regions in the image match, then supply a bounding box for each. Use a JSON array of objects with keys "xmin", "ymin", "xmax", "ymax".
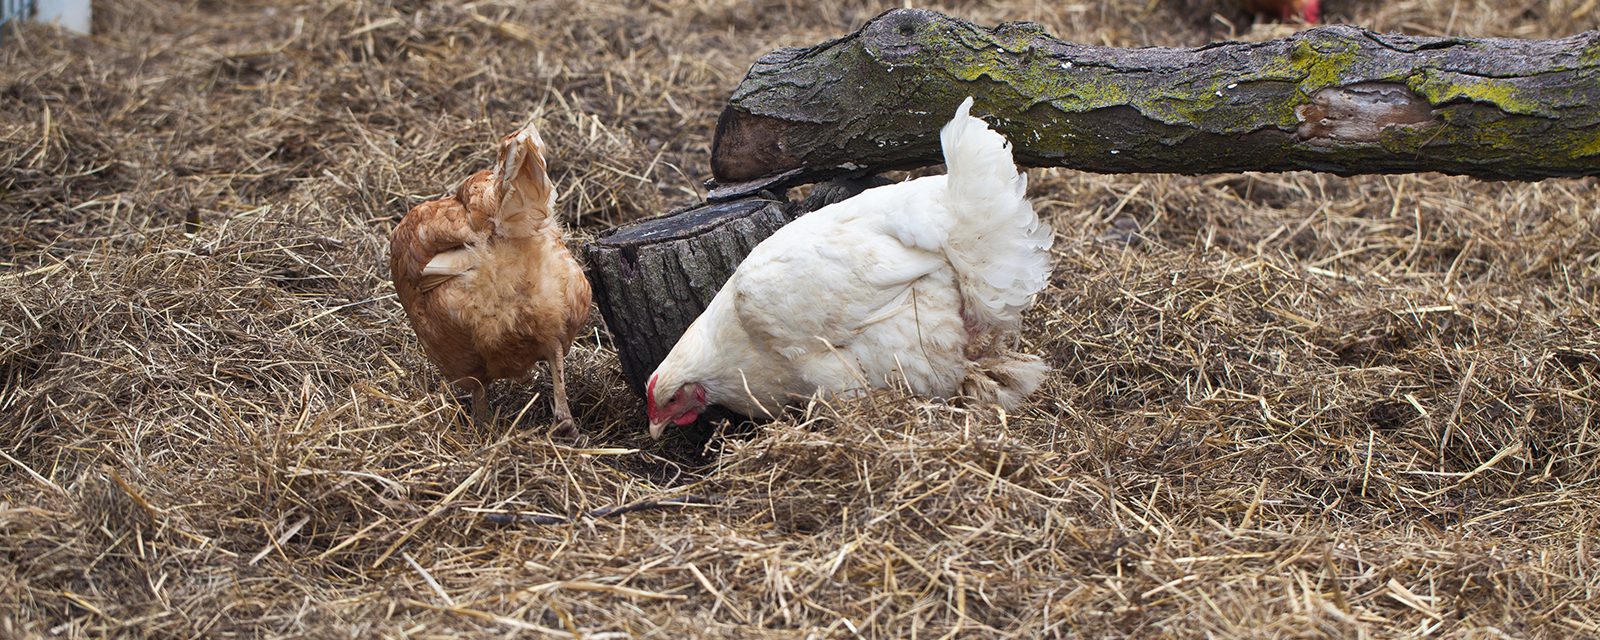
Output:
[{"xmin": 645, "ymin": 97, "xmax": 1054, "ymax": 438}]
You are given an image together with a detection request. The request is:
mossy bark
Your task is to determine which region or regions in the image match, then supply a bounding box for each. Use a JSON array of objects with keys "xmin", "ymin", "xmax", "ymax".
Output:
[{"xmin": 710, "ymin": 8, "xmax": 1600, "ymax": 198}]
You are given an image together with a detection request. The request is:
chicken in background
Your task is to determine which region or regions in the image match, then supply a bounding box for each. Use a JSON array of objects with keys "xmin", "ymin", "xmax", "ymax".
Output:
[
  {"xmin": 1242, "ymin": 0, "xmax": 1320, "ymax": 23},
  {"xmin": 645, "ymin": 98, "xmax": 1054, "ymax": 439},
  {"xmin": 1174, "ymin": 0, "xmax": 1321, "ymax": 31},
  {"xmin": 389, "ymin": 124, "xmax": 592, "ymax": 435}
]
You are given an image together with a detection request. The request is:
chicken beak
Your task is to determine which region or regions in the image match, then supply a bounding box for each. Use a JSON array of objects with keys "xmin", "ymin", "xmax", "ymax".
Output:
[{"xmin": 648, "ymin": 418, "xmax": 668, "ymax": 440}]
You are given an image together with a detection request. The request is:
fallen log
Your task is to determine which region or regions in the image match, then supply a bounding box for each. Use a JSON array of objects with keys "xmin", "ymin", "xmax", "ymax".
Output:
[{"xmin": 709, "ymin": 8, "xmax": 1600, "ymax": 198}]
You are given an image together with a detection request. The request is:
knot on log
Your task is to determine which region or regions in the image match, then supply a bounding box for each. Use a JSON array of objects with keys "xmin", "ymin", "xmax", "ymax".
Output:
[
  {"xmin": 860, "ymin": 8, "xmax": 937, "ymax": 62},
  {"xmin": 1296, "ymin": 82, "xmax": 1437, "ymax": 144}
]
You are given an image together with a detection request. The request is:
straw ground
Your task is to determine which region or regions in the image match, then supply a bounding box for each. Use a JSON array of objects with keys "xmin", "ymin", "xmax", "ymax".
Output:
[{"xmin": 2, "ymin": 0, "xmax": 1598, "ymax": 637}]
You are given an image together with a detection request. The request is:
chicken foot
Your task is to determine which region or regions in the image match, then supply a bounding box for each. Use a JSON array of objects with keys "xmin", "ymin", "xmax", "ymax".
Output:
[{"xmin": 453, "ymin": 360, "xmax": 576, "ymax": 436}]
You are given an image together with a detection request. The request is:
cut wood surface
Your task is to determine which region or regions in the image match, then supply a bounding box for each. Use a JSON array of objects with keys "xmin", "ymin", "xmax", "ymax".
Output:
[{"xmin": 709, "ymin": 8, "xmax": 1600, "ymax": 198}]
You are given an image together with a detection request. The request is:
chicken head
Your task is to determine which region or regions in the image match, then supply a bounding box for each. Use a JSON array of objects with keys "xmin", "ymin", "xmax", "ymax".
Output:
[{"xmin": 646, "ymin": 376, "xmax": 706, "ymax": 439}]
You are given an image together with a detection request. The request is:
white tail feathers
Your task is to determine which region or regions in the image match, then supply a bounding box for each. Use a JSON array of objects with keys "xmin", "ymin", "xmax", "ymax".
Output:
[
  {"xmin": 938, "ymin": 97, "xmax": 1054, "ymax": 329},
  {"xmin": 492, "ymin": 123, "xmax": 556, "ymax": 235}
]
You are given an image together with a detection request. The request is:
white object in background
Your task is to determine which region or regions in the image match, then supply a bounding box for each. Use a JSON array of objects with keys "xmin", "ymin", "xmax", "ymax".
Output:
[{"xmin": 34, "ymin": 0, "xmax": 90, "ymax": 34}]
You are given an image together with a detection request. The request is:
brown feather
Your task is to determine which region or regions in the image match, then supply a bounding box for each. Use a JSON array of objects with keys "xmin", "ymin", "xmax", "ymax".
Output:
[
  {"xmin": 417, "ymin": 273, "xmax": 457, "ymax": 294},
  {"xmin": 389, "ymin": 124, "xmax": 592, "ymax": 428}
]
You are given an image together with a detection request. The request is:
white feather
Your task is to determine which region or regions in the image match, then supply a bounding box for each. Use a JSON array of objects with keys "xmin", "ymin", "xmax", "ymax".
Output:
[{"xmin": 931, "ymin": 96, "xmax": 1055, "ymax": 328}]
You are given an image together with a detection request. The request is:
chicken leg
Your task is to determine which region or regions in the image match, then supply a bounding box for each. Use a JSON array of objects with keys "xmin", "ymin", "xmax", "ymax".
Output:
[
  {"xmin": 548, "ymin": 353, "xmax": 578, "ymax": 439},
  {"xmin": 463, "ymin": 377, "xmax": 489, "ymax": 427}
]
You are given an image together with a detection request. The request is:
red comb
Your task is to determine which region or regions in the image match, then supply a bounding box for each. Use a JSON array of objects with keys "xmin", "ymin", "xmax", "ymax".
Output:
[
  {"xmin": 1302, "ymin": 0, "xmax": 1320, "ymax": 23},
  {"xmin": 646, "ymin": 376, "xmax": 658, "ymax": 421}
]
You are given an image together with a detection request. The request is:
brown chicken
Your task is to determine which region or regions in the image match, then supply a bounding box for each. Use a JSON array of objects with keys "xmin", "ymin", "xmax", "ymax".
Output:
[{"xmin": 389, "ymin": 124, "xmax": 592, "ymax": 433}]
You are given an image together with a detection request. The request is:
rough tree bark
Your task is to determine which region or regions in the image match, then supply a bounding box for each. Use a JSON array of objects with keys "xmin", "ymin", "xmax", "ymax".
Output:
[{"xmin": 710, "ymin": 8, "xmax": 1600, "ymax": 198}]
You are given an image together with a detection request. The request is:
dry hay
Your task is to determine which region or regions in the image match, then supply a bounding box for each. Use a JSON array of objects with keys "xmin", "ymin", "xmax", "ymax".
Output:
[{"xmin": 2, "ymin": 0, "xmax": 1599, "ymax": 637}]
